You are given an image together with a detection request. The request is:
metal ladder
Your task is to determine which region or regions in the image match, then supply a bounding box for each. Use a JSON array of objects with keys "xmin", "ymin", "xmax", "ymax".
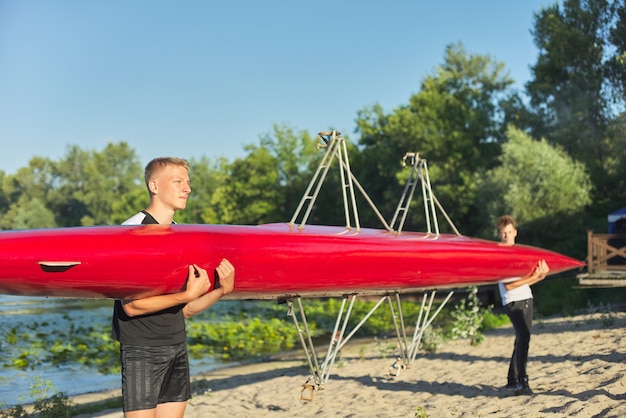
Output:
[
  {"xmin": 389, "ymin": 152, "xmax": 461, "ymax": 236},
  {"xmin": 289, "ymin": 130, "xmax": 391, "ymax": 231}
]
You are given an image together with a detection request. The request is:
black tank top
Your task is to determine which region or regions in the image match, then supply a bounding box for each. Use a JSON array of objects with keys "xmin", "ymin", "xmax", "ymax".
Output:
[{"xmin": 111, "ymin": 211, "xmax": 186, "ymax": 346}]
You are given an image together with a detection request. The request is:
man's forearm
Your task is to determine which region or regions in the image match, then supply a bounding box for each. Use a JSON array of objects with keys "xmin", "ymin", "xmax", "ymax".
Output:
[
  {"xmin": 123, "ymin": 292, "xmax": 193, "ymax": 317},
  {"xmin": 504, "ymin": 272, "xmax": 544, "ymax": 291},
  {"xmin": 183, "ymin": 287, "xmax": 225, "ymax": 318}
]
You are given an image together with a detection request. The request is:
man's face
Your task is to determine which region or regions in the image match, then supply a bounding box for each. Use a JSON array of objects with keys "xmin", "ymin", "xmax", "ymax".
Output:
[
  {"xmin": 498, "ymin": 223, "xmax": 517, "ymax": 246},
  {"xmin": 150, "ymin": 164, "xmax": 191, "ymax": 211}
]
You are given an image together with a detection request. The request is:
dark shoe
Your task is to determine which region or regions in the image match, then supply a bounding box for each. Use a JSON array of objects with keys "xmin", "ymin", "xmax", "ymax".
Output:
[
  {"xmin": 503, "ymin": 376, "xmax": 518, "ymax": 390},
  {"xmin": 514, "ymin": 384, "xmax": 534, "ymax": 395},
  {"xmin": 514, "ymin": 377, "xmax": 534, "ymax": 395}
]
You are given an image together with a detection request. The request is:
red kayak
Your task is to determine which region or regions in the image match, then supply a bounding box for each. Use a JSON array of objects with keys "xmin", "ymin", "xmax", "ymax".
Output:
[{"xmin": 0, "ymin": 223, "xmax": 585, "ymax": 300}]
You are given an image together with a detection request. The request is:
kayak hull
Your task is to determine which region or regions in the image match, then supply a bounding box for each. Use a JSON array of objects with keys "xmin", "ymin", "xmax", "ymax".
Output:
[{"xmin": 0, "ymin": 223, "xmax": 585, "ymax": 300}]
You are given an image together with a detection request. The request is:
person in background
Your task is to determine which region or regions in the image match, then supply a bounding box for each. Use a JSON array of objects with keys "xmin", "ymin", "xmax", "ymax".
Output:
[
  {"xmin": 112, "ymin": 157, "xmax": 235, "ymax": 418},
  {"xmin": 497, "ymin": 215, "xmax": 549, "ymax": 395}
]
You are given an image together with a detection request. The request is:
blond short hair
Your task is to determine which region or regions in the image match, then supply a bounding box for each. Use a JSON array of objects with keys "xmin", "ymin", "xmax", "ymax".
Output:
[{"xmin": 144, "ymin": 157, "xmax": 190, "ymax": 186}]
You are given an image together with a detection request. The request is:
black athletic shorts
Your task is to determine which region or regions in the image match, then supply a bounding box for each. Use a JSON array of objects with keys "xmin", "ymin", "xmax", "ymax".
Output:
[{"xmin": 120, "ymin": 342, "xmax": 191, "ymax": 412}]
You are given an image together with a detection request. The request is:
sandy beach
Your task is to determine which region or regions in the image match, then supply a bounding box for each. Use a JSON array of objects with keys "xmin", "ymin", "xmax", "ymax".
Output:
[{"xmin": 74, "ymin": 310, "xmax": 626, "ymax": 418}]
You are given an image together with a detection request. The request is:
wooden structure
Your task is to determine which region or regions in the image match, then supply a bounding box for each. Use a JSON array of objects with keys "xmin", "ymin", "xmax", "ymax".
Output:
[{"xmin": 578, "ymin": 231, "xmax": 626, "ymax": 287}]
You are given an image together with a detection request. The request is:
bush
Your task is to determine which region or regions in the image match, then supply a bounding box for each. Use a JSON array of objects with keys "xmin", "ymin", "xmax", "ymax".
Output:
[
  {"xmin": 448, "ymin": 287, "xmax": 488, "ymax": 346},
  {"xmin": 0, "ymin": 377, "xmax": 72, "ymax": 418}
]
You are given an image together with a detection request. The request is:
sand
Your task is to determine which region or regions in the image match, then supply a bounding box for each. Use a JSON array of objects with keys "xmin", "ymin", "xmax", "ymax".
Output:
[{"xmin": 73, "ymin": 311, "xmax": 626, "ymax": 418}]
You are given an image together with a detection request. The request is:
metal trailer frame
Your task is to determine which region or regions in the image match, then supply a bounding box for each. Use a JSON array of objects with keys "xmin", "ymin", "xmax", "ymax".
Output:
[{"xmin": 285, "ymin": 131, "xmax": 462, "ymax": 400}]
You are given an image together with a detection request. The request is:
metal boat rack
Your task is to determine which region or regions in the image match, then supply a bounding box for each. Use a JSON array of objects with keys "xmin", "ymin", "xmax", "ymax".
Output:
[{"xmin": 283, "ymin": 130, "xmax": 459, "ymax": 401}]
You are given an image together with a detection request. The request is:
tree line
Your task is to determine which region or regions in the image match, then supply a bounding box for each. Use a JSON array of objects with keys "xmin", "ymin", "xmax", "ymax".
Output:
[{"xmin": 1, "ymin": 0, "xmax": 625, "ymax": 262}]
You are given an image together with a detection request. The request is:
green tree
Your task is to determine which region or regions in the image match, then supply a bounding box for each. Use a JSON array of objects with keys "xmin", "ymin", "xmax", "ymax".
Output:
[
  {"xmin": 211, "ymin": 124, "xmax": 318, "ymax": 225},
  {"xmin": 0, "ymin": 157, "xmax": 58, "ymax": 229},
  {"xmin": 177, "ymin": 156, "xmax": 231, "ymax": 224},
  {"xmin": 256, "ymin": 124, "xmax": 318, "ymax": 221},
  {"xmin": 110, "ymin": 187, "xmax": 149, "ymax": 224},
  {"xmin": 83, "ymin": 142, "xmax": 143, "ymax": 225},
  {"xmin": 0, "ymin": 170, "xmax": 9, "ymax": 217},
  {"xmin": 0, "ymin": 144, "xmax": 142, "ymax": 228},
  {"xmin": 212, "ymin": 146, "xmax": 280, "ymax": 225},
  {"xmin": 355, "ymin": 43, "xmax": 514, "ymax": 234},
  {"xmin": 1, "ymin": 157, "xmax": 57, "ymax": 206},
  {"xmin": 526, "ymin": 0, "xmax": 624, "ymax": 207},
  {"xmin": 0, "ymin": 196, "xmax": 56, "ymax": 230},
  {"xmin": 602, "ymin": 114, "xmax": 626, "ymax": 204},
  {"xmin": 49, "ymin": 143, "xmax": 142, "ymax": 226},
  {"xmin": 605, "ymin": 0, "xmax": 626, "ymax": 106},
  {"xmin": 476, "ymin": 126, "xmax": 591, "ymax": 255}
]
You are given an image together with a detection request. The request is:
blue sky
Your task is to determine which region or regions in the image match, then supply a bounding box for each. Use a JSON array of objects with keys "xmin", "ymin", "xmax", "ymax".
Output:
[{"xmin": 0, "ymin": 0, "xmax": 556, "ymax": 175}]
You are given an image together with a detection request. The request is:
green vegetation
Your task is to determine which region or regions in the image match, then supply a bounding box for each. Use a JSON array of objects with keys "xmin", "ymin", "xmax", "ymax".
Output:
[
  {"xmin": 0, "ymin": 377, "xmax": 73, "ymax": 418},
  {"xmin": 448, "ymin": 287, "xmax": 489, "ymax": 346},
  {"xmin": 415, "ymin": 405, "xmax": 428, "ymax": 418},
  {"xmin": 1, "ymin": 322, "xmax": 120, "ymax": 374},
  {"xmin": 0, "ymin": 291, "xmax": 499, "ymax": 376},
  {"xmin": 187, "ymin": 317, "xmax": 300, "ymax": 361},
  {"xmin": 0, "ymin": 376, "xmax": 123, "ymax": 418}
]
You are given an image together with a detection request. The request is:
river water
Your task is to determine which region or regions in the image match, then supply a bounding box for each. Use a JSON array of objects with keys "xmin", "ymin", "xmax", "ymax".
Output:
[{"xmin": 0, "ymin": 295, "xmax": 220, "ymax": 407}]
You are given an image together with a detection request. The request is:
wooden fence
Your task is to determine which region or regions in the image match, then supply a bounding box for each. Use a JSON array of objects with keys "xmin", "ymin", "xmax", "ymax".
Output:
[{"xmin": 586, "ymin": 231, "xmax": 626, "ymax": 274}]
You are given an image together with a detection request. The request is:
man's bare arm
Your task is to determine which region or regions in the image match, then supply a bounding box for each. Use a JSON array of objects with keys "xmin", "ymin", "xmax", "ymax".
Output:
[
  {"xmin": 504, "ymin": 260, "xmax": 550, "ymax": 291},
  {"xmin": 122, "ymin": 264, "xmax": 211, "ymax": 317}
]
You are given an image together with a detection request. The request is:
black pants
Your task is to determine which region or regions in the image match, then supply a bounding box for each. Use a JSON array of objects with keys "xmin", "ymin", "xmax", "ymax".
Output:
[{"xmin": 504, "ymin": 298, "xmax": 533, "ymax": 384}]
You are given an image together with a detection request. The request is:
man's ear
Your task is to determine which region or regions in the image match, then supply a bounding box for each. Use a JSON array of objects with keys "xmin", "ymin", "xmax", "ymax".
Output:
[{"xmin": 147, "ymin": 179, "xmax": 158, "ymax": 194}]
